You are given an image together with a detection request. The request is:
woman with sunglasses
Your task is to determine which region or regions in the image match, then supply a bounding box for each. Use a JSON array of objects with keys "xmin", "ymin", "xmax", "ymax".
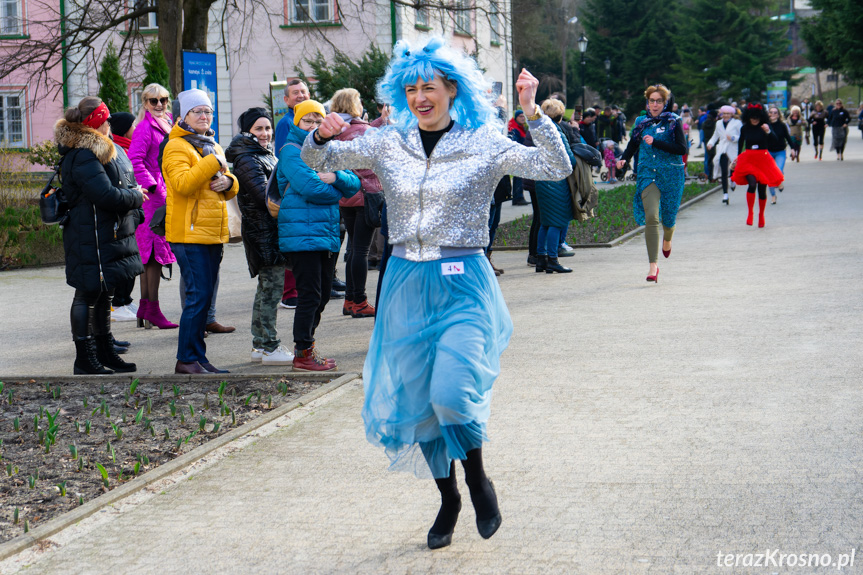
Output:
[
  {"xmin": 163, "ymin": 89, "xmax": 239, "ymax": 374},
  {"xmin": 128, "ymin": 83, "xmax": 178, "ymax": 329},
  {"xmin": 276, "ymin": 100, "xmax": 360, "ymax": 371},
  {"xmin": 616, "ymin": 84, "xmax": 687, "ymax": 283},
  {"xmin": 305, "ymin": 37, "xmax": 571, "ymax": 549},
  {"xmin": 766, "ymin": 106, "xmax": 794, "ymax": 204}
]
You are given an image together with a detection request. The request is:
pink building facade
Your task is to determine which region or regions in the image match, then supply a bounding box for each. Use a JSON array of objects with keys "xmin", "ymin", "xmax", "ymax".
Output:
[{"xmin": 1, "ymin": 0, "xmax": 513, "ymax": 168}]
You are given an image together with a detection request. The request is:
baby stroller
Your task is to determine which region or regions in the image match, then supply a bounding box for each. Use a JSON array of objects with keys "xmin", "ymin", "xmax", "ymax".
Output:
[{"xmin": 597, "ymin": 138, "xmax": 635, "ymax": 182}]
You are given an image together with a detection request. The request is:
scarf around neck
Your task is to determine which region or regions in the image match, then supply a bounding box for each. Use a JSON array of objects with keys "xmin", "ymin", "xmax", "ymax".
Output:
[
  {"xmin": 507, "ymin": 117, "xmax": 526, "ymax": 139},
  {"xmin": 631, "ymin": 111, "xmax": 678, "ymax": 142},
  {"xmin": 179, "ymin": 120, "xmax": 217, "ymax": 156}
]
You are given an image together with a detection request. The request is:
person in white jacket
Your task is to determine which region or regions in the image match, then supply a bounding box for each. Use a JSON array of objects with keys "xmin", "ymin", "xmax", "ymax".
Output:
[{"xmin": 707, "ymin": 105, "xmax": 743, "ymax": 205}]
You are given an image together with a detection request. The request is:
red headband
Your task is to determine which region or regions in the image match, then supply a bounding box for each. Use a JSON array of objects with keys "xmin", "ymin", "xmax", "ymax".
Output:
[
  {"xmin": 748, "ymin": 103, "xmax": 763, "ymax": 111},
  {"xmin": 83, "ymin": 102, "xmax": 110, "ymax": 129}
]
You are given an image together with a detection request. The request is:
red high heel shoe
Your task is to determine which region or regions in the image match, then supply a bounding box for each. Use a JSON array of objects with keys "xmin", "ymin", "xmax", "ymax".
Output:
[
  {"xmin": 646, "ymin": 267, "xmax": 659, "ymax": 283},
  {"xmin": 662, "ymin": 244, "xmax": 671, "ymax": 258}
]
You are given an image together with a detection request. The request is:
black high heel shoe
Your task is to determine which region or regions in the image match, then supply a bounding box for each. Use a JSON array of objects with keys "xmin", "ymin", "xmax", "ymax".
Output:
[
  {"xmin": 428, "ymin": 498, "xmax": 461, "ymax": 549},
  {"xmin": 475, "ymin": 480, "xmax": 502, "ymax": 539}
]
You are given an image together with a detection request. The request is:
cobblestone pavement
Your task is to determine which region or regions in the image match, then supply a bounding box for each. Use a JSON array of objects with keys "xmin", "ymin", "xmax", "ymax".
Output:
[{"xmin": 1, "ymin": 135, "xmax": 862, "ymax": 574}]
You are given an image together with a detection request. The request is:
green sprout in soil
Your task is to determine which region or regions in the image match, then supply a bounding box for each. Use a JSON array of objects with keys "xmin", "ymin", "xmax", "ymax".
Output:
[
  {"xmin": 203, "ymin": 393, "xmax": 209, "ymax": 410},
  {"xmin": 77, "ymin": 457, "xmax": 84, "ymax": 471},
  {"xmin": 69, "ymin": 444, "xmax": 78, "ymax": 460},
  {"xmin": 24, "ymin": 518, "xmax": 29, "ymax": 533},
  {"xmin": 212, "ymin": 422, "xmax": 221, "ymax": 433},
  {"xmin": 13, "ymin": 416, "xmax": 19, "ymax": 432},
  {"xmin": 85, "ymin": 420, "xmax": 91, "ymax": 435},
  {"xmin": 135, "ymin": 406, "xmax": 144, "ymax": 424},
  {"xmin": 28, "ymin": 475, "xmax": 36, "ymax": 489},
  {"xmin": 180, "ymin": 412, "xmax": 185, "ymax": 424},
  {"xmin": 130, "ymin": 378, "xmax": 139, "ymax": 395},
  {"xmin": 134, "ymin": 461, "xmax": 140, "ymax": 476},
  {"xmin": 13, "ymin": 507, "xmax": 18, "ymax": 524},
  {"xmin": 75, "ymin": 421, "xmax": 80, "ymax": 432},
  {"xmin": 198, "ymin": 416, "xmax": 206, "ymax": 431},
  {"xmin": 79, "ymin": 495, "xmax": 84, "ymax": 505},
  {"xmin": 83, "ymin": 397, "xmax": 88, "ymax": 408},
  {"xmin": 7, "ymin": 389, "xmax": 12, "ymax": 403},
  {"xmin": 96, "ymin": 462, "xmax": 109, "ymax": 487},
  {"xmin": 268, "ymin": 395, "xmax": 272, "ymax": 409},
  {"xmin": 164, "ymin": 428, "xmax": 170, "ymax": 440},
  {"xmin": 245, "ymin": 394, "xmax": 253, "ymax": 406},
  {"xmin": 173, "ymin": 385, "xmax": 181, "ymax": 398},
  {"xmin": 6, "ymin": 463, "xmax": 12, "ymax": 476},
  {"xmin": 169, "ymin": 399, "xmax": 176, "ymax": 416},
  {"xmin": 52, "ymin": 386, "xmax": 60, "ymax": 399},
  {"xmin": 111, "ymin": 424, "xmax": 123, "ymax": 440},
  {"xmin": 189, "ymin": 404, "xmax": 195, "ymax": 417},
  {"xmin": 146, "ymin": 395, "xmax": 152, "ymax": 415},
  {"xmin": 231, "ymin": 409, "xmax": 236, "ymax": 425},
  {"xmin": 57, "ymin": 481, "xmax": 67, "ymax": 496},
  {"xmin": 159, "ymin": 383, "xmax": 163, "ymax": 396},
  {"xmin": 217, "ymin": 381, "xmax": 226, "ymax": 399},
  {"xmin": 100, "ymin": 383, "xmax": 106, "ymax": 394}
]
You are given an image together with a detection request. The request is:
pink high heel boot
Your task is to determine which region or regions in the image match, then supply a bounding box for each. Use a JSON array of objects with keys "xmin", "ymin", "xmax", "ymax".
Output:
[
  {"xmin": 145, "ymin": 300, "xmax": 178, "ymax": 329},
  {"xmin": 136, "ymin": 299, "xmax": 151, "ymax": 329}
]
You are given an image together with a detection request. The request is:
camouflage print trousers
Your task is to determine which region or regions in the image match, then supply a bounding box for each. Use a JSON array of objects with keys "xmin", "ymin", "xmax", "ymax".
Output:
[{"xmin": 251, "ymin": 266, "xmax": 284, "ymax": 352}]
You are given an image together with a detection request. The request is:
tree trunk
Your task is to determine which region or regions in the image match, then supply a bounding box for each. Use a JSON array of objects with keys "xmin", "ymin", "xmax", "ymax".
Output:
[
  {"xmin": 159, "ymin": 0, "xmax": 185, "ymax": 96},
  {"xmin": 183, "ymin": 0, "xmax": 217, "ymax": 52}
]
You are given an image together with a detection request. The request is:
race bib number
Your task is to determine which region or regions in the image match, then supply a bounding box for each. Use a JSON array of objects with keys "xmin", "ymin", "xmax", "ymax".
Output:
[{"xmin": 441, "ymin": 262, "xmax": 465, "ymax": 276}]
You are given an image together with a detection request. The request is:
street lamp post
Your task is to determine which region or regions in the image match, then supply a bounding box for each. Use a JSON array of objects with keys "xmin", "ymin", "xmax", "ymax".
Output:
[
  {"xmin": 578, "ymin": 34, "xmax": 588, "ymax": 113},
  {"xmin": 604, "ymin": 57, "xmax": 611, "ymax": 104},
  {"xmin": 561, "ymin": 17, "xmax": 579, "ymax": 105}
]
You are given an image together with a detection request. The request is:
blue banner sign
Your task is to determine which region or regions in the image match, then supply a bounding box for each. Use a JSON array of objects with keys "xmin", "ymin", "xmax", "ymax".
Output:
[{"xmin": 182, "ymin": 51, "xmax": 219, "ymax": 139}]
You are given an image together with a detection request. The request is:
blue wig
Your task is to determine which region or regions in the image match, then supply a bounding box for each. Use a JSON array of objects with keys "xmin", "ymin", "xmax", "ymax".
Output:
[{"xmin": 377, "ymin": 36, "xmax": 500, "ymax": 131}]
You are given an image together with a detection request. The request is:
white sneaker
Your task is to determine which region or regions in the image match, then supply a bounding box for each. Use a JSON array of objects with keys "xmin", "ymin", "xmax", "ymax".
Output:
[
  {"xmin": 111, "ymin": 305, "xmax": 138, "ymax": 322},
  {"xmin": 262, "ymin": 345, "xmax": 294, "ymax": 365},
  {"xmin": 126, "ymin": 302, "xmax": 138, "ymax": 314},
  {"xmin": 251, "ymin": 348, "xmax": 264, "ymax": 362}
]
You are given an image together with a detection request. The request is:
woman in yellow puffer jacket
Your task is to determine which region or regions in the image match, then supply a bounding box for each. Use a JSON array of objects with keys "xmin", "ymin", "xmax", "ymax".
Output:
[{"xmin": 163, "ymin": 89, "xmax": 239, "ymax": 374}]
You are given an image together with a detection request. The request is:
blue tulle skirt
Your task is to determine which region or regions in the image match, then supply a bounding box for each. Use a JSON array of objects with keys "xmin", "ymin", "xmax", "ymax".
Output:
[{"xmin": 362, "ymin": 253, "xmax": 513, "ymax": 479}]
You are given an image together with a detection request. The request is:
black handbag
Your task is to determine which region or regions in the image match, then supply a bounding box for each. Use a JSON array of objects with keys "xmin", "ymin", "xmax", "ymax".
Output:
[
  {"xmin": 363, "ymin": 191, "xmax": 384, "ymax": 228},
  {"xmin": 150, "ymin": 205, "xmax": 166, "ymax": 236},
  {"xmin": 39, "ymin": 165, "xmax": 67, "ymax": 225}
]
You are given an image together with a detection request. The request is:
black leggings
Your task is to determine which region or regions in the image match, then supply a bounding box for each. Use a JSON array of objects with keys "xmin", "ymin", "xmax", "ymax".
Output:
[
  {"xmin": 70, "ymin": 289, "xmax": 114, "ymax": 340},
  {"xmin": 340, "ymin": 206, "xmax": 375, "ymax": 304},
  {"xmin": 528, "ymin": 185, "xmax": 542, "ymax": 257},
  {"xmin": 746, "ymin": 175, "xmax": 767, "ymax": 200},
  {"xmin": 719, "ymin": 154, "xmax": 731, "ymax": 193},
  {"xmin": 812, "ymin": 126, "xmax": 825, "ymax": 148}
]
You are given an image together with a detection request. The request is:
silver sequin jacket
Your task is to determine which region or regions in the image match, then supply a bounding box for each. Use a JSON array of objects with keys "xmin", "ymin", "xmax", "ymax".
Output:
[{"xmin": 302, "ymin": 115, "xmax": 572, "ymax": 262}]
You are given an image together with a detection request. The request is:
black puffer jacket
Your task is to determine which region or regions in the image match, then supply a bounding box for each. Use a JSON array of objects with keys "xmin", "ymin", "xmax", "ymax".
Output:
[
  {"xmin": 55, "ymin": 120, "xmax": 144, "ymax": 293},
  {"xmin": 225, "ymin": 133, "xmax": 285, "ymax": 277}
]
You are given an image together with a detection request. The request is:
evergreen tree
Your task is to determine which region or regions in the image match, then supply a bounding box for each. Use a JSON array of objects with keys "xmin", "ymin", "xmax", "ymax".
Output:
[
  {"xmin": 801, "ymin": 0, "xmax": 863, "ymax": 85},
  {"xmin": 97, "ymin": 43, "xmax": 129, "ymax": 113},
  {"xmin": 295, "ymin": 45, "xmax": 390, "ymax": 118},
  {"xmin": 670, "ymin": 0, "xmax": 790, "ymax": 104},
  {"xmin": 142, "ymin": 41, "xmax": 171, "ymax": 90},
  {"xmin": 581, "ymin": 0, "xmax": 680, "ymax": 116}
]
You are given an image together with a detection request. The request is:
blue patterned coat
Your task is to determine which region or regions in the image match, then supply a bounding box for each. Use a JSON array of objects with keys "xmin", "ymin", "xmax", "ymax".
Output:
[{"xmin": 631, "ymin": 114, "xmax": 685, "ymax": 228}]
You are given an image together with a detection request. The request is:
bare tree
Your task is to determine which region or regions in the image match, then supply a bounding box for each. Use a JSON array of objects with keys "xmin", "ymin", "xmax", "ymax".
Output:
[{"xmin": 0, "ymin": 0, "xmax": 511, "ymax": 104}]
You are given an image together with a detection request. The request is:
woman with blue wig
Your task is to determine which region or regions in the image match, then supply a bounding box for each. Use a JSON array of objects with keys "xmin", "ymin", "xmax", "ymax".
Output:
[{"xmin": 303, "ymin": 36, "xmax": 571, "ymax": 549}]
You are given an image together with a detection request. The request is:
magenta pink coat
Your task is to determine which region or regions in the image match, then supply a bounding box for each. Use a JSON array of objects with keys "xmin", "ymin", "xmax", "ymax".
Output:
[{"xmin": 128, "ymin": 110, "xmax": 176, "ymax": 265}]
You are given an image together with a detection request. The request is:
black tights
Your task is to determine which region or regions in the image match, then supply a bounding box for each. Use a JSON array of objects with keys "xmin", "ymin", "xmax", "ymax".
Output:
[
  {"xmin": 746, "ymin": 175, "xmax": 767, "ymax": 200},
  {"xmin": 719, "ymin": 154, "xmax": 730, "ymax": 193},
  {"xmin": 70, "ymin": 289, "xmax": 114, "ymax": 340},
  {"xmin": 430, "ymin": 448, "xmax": 498, "ymax": 535}
]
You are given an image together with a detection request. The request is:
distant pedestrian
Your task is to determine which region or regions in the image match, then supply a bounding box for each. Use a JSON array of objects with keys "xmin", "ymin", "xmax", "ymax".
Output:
[
  {"xmin": 809, "ymin": 100, "xmax": 827, "ymax": 160},
  {"xmin": 55, "ymin": 96, "xmax": 144, "ymax": 374},
  {"xmin": 706, "ymin": 105, "xmax": 742, "ymax": 205},
  {"xmin": 766, "ymin": 106, "xmax": 793, "ymax": 203},
  {"xmin": 617, "ymin": 84, "xmax": 687, "ymax": 283},
  {"xmin": 730, "ymin": 103, "xmax": 783, "ymax": 228},
  {"xmin": 507, "ymin": 110, "xmax": 529, "ymax": 205},
  {"xmin": 603, "ymin": 140, "xmax": 617, "ymax": 182},
  {"xmin": 827, "ymin": 99, "xmax": 850, "ymax": 160},
  {"xmin": 785, "ymin": 105, "xmax": 806, "ymax": 163}
]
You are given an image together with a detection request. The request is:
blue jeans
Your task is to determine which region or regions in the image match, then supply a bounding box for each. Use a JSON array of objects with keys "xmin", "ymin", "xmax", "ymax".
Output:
[
  {"xmin": 180, "ymin": 267, "xmax": 219, "ymax": 325},
  {"xmin": 768, "ymin": 150, "xmax": 786, "ymax": 197},
  {"xmin": 537, "ymin": 226, "xmax": 564, "ymax": 257},
  {"xmin": 170, "ymin": 243, "xmax": 222, "ymax": 363}
]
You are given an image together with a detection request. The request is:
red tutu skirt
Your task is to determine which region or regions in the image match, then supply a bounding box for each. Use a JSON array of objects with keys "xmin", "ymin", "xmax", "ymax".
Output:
[{"xmin": 731, "ymin": 149, "xmax": 784, "ymax": 187}]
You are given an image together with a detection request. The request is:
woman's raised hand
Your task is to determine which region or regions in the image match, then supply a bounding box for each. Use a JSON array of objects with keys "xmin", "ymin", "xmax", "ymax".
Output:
[
  {"xmin": 318, "ymin": 113, "xmax": 350, "ymax": 140},
  {"xmin": 515, "ymin": 68, "xmax": 539, "ymax": 117}
]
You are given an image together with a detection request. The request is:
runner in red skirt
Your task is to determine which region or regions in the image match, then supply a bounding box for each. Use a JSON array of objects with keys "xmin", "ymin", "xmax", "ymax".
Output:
[{"xmin": 731, "ymin": 103, "xmax": 784, "ymax": 227}]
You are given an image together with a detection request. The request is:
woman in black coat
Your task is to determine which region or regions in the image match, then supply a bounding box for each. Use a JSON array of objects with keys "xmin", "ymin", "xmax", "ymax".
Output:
[
  {"xmin": 55, "ymin": 96, "xmax": 145, "ymax": 374},
  {"xmin": 224, "ymin": 108, "xmax": 292, "ymax": 366}
]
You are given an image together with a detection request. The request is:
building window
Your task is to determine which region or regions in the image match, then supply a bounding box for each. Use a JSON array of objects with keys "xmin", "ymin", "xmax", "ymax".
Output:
[
  {"xmin": 291, "ymin": 0, "xmax": 335, "ymax": 23},
  {"xmin": 129, "ymin": 83, "xmax": 143, "ymax": 114},
  {"xmin": 135, "ymin": 0, "xmax": 158, "ymax": 30},
  {"xmin": 1, "ymin": 0, "xmax": 22, "ymax": 35},
  {"xmin": 489, "ymin": 1, "xmax": 500, "ymax": 44},
  {"xmin": 0, "ymin": 93, "xmax": 25, "ymax": 147},
  {"xmin": 416, "ymin": 5, "xmax": 429, "ymax": 28},
  {"xmin": 454, "ymin": 0, "xmax": 471, "ymax": 36}
]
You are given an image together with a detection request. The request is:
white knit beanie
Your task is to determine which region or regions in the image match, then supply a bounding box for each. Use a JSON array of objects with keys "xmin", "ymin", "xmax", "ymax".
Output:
[{"xmin": 178, "ymin": 89, "xmax": 213, "ymax": 119}]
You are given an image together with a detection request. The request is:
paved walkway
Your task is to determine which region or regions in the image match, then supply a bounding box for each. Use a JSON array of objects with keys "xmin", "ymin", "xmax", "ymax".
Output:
[{"xmin": 1, "ymin": 134, "xmax": 862, "ymax": 573}]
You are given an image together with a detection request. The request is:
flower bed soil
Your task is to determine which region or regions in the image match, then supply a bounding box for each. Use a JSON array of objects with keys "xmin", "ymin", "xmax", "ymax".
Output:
[
  {"xmin": 0, "ymin": 376, "xmax": 330, "ymax": 543},
  {"xmin": 493, "ymin": 182, "xmax": 711, "ymax": 248}
]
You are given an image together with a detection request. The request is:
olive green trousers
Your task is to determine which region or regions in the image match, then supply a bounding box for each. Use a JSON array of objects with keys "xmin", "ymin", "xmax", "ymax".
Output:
[{"xmin": 642, "ymin": 183, "xmax": 675, "ymax": 263}]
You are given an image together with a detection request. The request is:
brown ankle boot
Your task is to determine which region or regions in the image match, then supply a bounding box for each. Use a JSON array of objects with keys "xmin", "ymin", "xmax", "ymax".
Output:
[{"xmin": 292, "ymin": 345, "xmax": 337, "ymax": 372}]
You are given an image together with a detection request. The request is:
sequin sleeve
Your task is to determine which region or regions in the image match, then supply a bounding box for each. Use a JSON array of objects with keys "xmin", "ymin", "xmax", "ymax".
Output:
[
  {"xmin": 301, "ymin": 128, "xmax": 381, "ymax": 173},
  {"xmin": 492, "ymin": 115, "xmax": 572, "ymax": 181}
]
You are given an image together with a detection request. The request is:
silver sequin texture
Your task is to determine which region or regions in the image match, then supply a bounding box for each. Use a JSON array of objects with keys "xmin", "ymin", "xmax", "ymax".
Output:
[{"xmin": 302, "ymin": 116, "xmax": 571, "ymax": 262}]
